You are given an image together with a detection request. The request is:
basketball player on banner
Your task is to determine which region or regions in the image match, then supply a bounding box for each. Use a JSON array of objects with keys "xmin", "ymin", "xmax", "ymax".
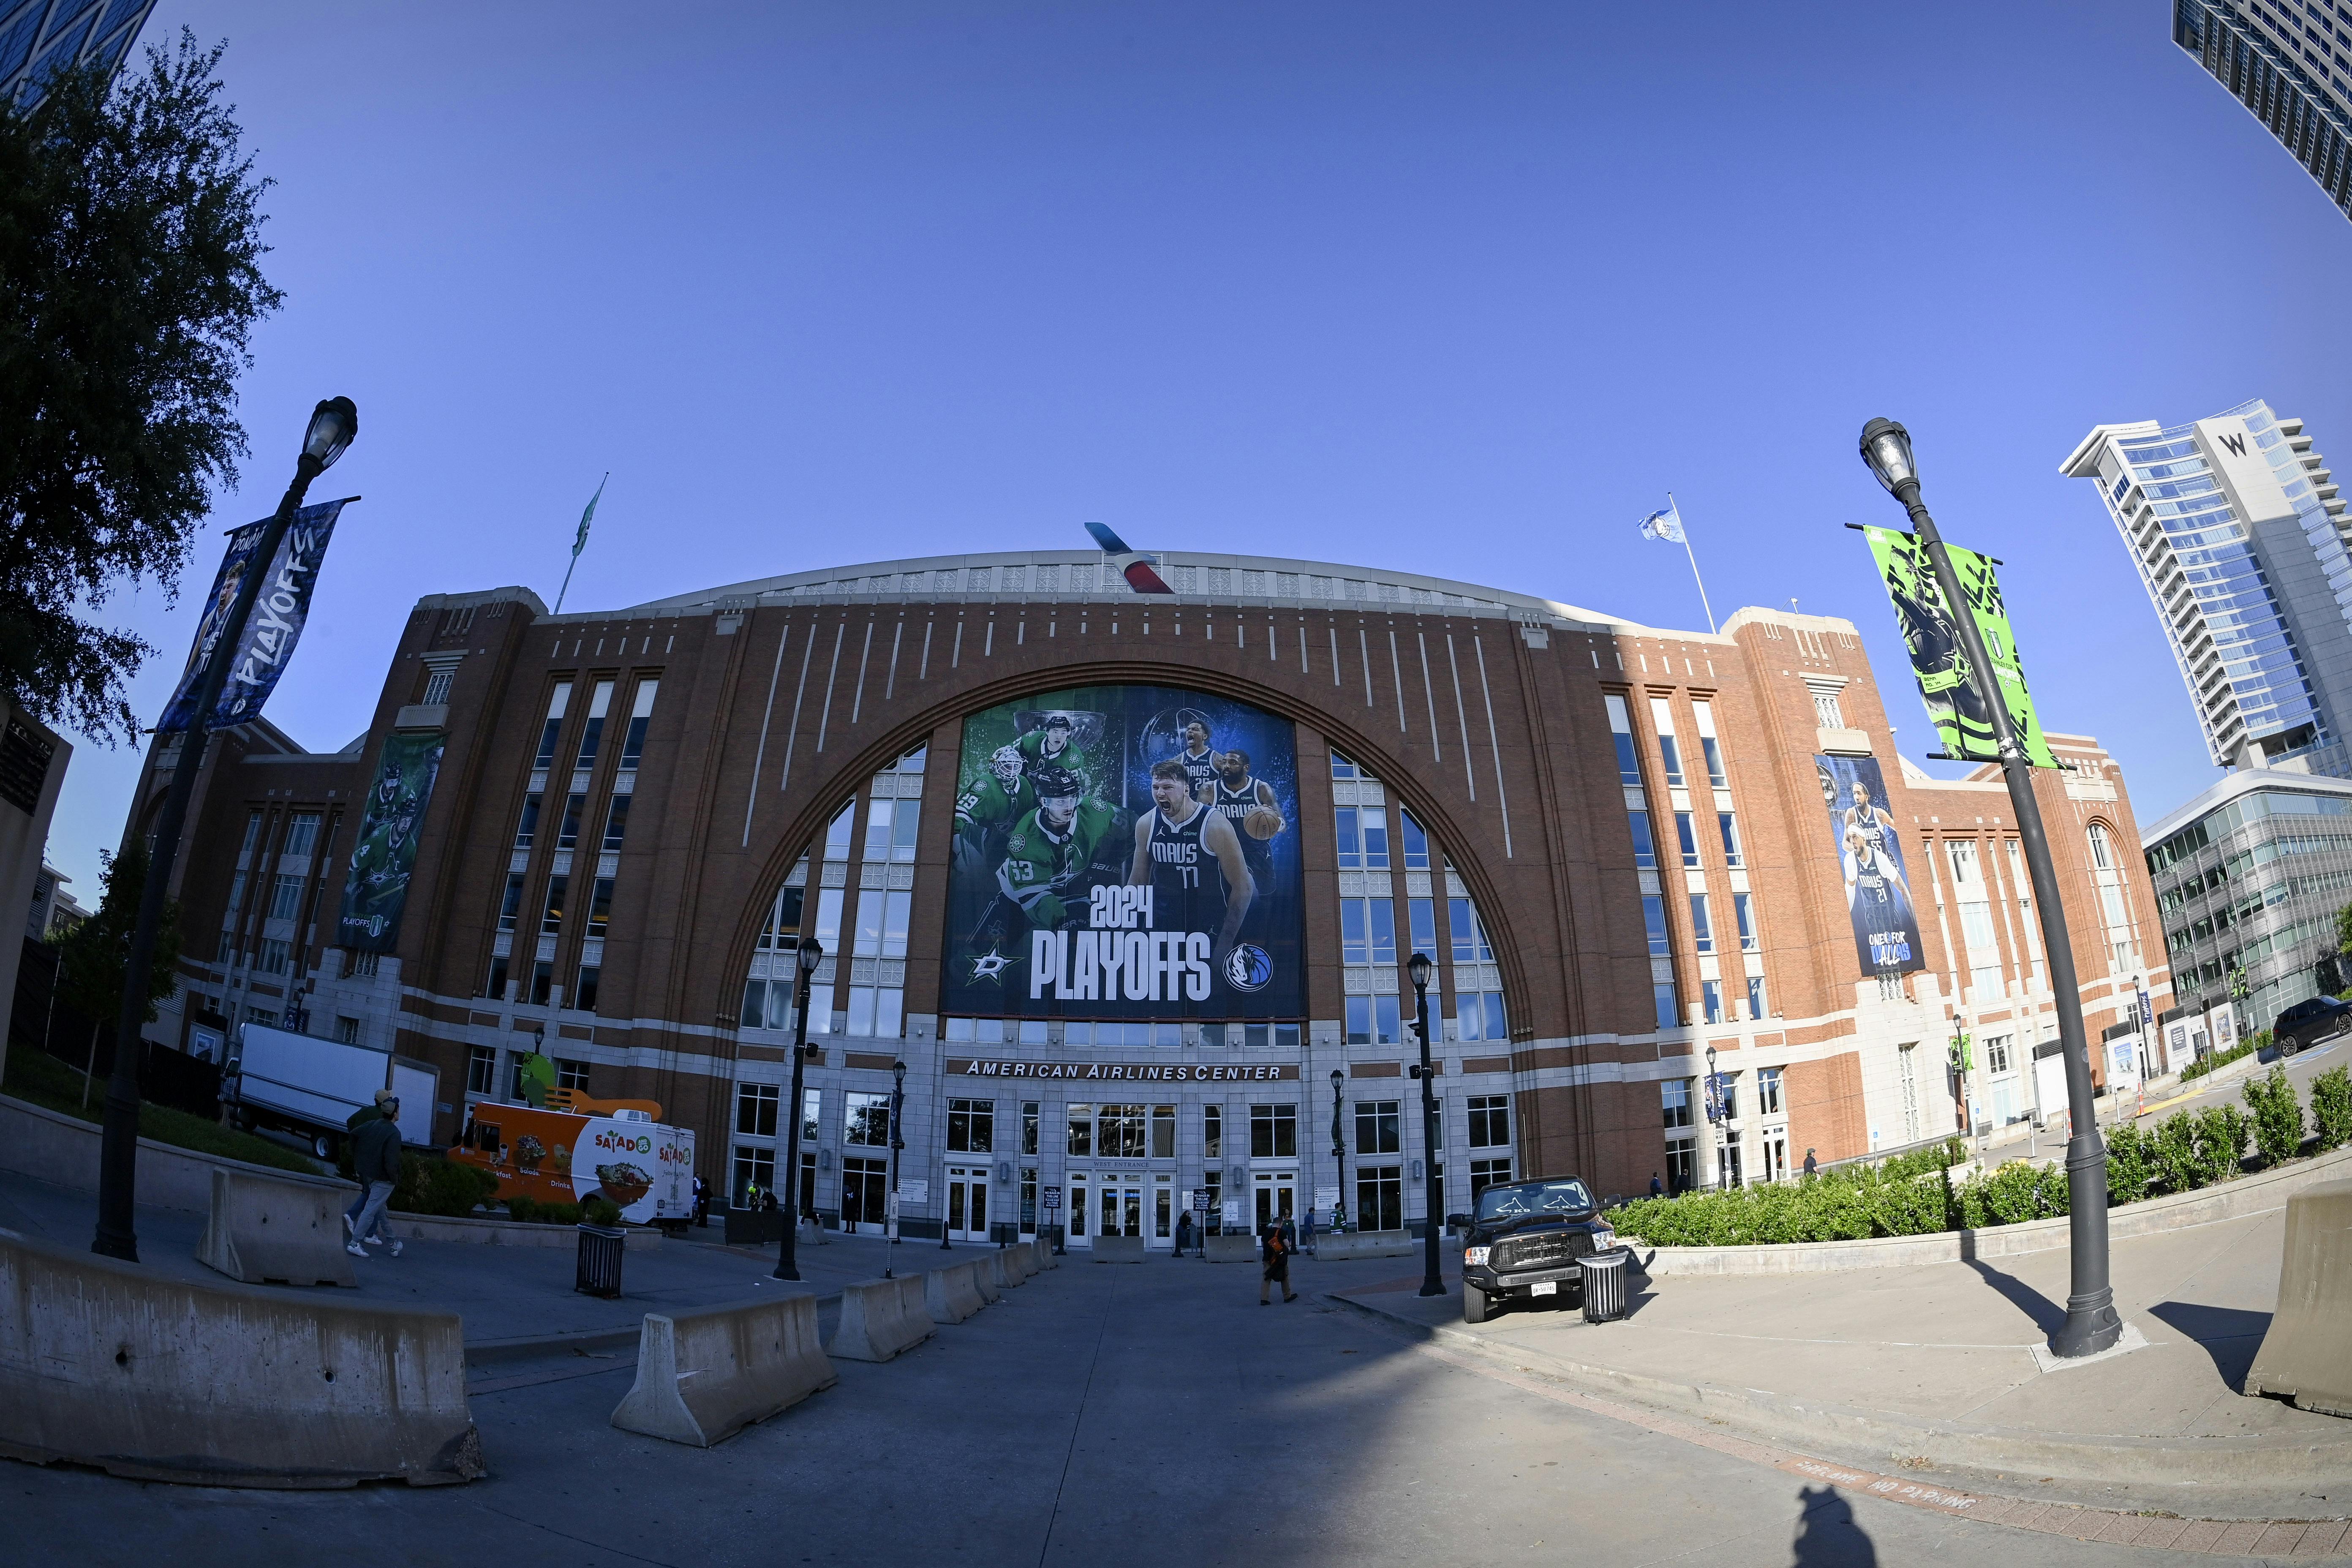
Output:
[
  {"xmin": 1129, "ymin": 760, "xmax": 1255, "ymax": 974},
  {"xmin": 1200, "ymin": 747, "xmax": 1285, "ymax": 939}
]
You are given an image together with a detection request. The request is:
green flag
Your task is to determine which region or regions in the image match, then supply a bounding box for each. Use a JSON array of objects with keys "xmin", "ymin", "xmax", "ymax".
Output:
[
  {"xmin": 1860, "ymin": 525, "xmax": 2058, "ymax": 769},
  {"xmin": 574, "ymin": 472, "xmax": 607, "ymax": 558}
]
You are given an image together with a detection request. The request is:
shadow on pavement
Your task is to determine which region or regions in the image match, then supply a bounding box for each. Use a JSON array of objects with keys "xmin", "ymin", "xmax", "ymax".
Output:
[
  {"xmin": 2146, "ymin": 1300, "xmax": 2272, "ymax": 1388},
  {"xmin": 1964, "ymin": 1258, "xmax": 2065, "ymax": 1337},
  {"xmin": 1791, "ymin": 1485, "xmax": 1878, "ymax": 1566}
]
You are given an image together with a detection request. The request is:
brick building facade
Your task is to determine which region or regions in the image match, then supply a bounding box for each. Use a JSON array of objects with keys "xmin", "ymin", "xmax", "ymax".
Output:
[{"xmin": 123, "ymin": 550, "xmax": 2171, "ymax": 1241}]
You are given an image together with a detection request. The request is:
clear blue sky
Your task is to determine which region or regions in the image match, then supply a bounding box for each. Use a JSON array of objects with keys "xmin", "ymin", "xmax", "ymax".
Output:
[{"xmin": 48, "ymin": 0, "xmax": 2349, "ymax": 901}]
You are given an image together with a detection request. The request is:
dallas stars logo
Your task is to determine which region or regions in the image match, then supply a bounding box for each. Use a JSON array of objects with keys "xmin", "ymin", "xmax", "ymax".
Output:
[{"xmin": 969, "ymin": 948, "xmax": 1013, "ymax": 985}]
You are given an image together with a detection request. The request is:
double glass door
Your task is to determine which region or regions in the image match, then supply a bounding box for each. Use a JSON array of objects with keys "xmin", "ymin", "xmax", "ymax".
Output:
[
  {"xmin": 946, "ymin": 1164, "xmax": 989, "ymax": 1243},
  {"xmin": 1253, "ymin": 1170, "xmax": 1296, "ymax": 1237},
  {"xmin": 1063, "ymin": 1174, "xmax": 1142, "ymax": 1248}
]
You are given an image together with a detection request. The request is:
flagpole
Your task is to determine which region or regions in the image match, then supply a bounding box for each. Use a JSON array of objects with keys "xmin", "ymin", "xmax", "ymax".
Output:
[
  {"xmin": 553, "ymin": 473, "xmax": 607, "ymax": 615},
  {"xmin": 1673, "ymin": 491, "xmax": 1718, "ymax": 634},
  {"xmin": 553, "ymin": 553, "xmax": 581, "ymax": 616}
]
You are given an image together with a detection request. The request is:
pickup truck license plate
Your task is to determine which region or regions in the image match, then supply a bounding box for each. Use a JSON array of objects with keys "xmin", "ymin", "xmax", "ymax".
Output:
[{"xmin": 1531, "ymin": 1281, "xmax": 1557, "ymax": 1297}]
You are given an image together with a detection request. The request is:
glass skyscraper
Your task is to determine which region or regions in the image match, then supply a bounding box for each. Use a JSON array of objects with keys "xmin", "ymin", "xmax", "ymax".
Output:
[
  {"xmin": 2063, "ymin": 400, "xmax": 2352, "ymax": 777},
  {"xmin": 0, "ymin": 0, "xmax": 155, "ymax": 108},
  {"xmin": 2173, "ymin": 0, "xmax": 2352, "ymax": 220}
]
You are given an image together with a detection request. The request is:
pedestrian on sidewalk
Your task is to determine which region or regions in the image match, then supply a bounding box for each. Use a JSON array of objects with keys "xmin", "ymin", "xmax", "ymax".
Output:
[
  {"xmin": 343, "ymin": 1090, "xmax": 400, "ymax": 1250},
  {"xmin": 1176, "ymin": 1209, "xmax": 1194, "ymax": 1257},
  {"xmin": 691, "ymin": 1174, "xmax": 709, "ymax": 1227},
  {"xmin": 1803, "ymin": 1148, "xmax": 1818, "ymax": 1178},
  {"xmin": 1258, "ymin": 1220, "xmax": 1296, "ymax": 1305},
  {"xmin": 1648, "ymin": 1172, "xmax": 1663, "ymax": 1199},
  {"xmin": 345, "ymin": 1095, "xmax": 404, "ymax": 1259},
  {"xmin": 1300, "ymin": 1208, "xmax": 1317, "ymax": 1257}
]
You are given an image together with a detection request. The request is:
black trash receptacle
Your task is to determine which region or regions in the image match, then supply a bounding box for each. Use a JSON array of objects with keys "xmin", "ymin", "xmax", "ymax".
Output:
[
  {"xmin": 576, "ymin": 1224, "xmax": 626, "ymax": 1298},
  {"xmin": 1580, "ymin": 1247, "xmax": 1629, "ymax": 1324}
]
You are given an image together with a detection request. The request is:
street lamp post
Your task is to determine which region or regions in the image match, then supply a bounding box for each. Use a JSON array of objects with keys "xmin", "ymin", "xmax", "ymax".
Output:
[
  {"xmin": 1328, "ymin": 1069, "xmax": 1346, "ymax": 1236},
  {"xmin": 774, "ymin": 936, "xmax": 822, "ymax": 1281},
  {"xmin": 1407, "ymin": 953, "xmax": 1444, "ymax": 1298},
  {"xmin": 94, "ymin": 398, "xmax": 357, "ymax": 1262},
  {"xmin": 884, "ymin": 1058, "xmax": 906, "ymax": 1276},
  {"xmin": 1859, "ymin": 416, "xmax": 2120, "ymax": 1360},
  {"xmin": 1706, "ymin": 1043, "xmax": 1726, "ymax": 1192}
]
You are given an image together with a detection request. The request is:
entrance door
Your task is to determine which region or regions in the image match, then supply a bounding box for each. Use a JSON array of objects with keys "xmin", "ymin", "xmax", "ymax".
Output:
[
  {"xmin": 1067, "ymin": 1174, "xmax": 1089, "ymax": 1249},
  {"xmin": 1252, "ymin": 1170, "xmax": 1295, "ymax": 1236},
  {"xmin": 946, "ymin": 1164, "xmax": 990, "ymax": 1243},
  {"xmin": 1098, "ymin": 1182, "xmax": 1143, "ymax": 1238},
  {"xmin": 1760, "ymin": 1130, "xmax": 1788, "ymax": 1184},
  {"xmin": 1151, "ymin": 1175, "xmax": 1175, "ymax": 1249}
]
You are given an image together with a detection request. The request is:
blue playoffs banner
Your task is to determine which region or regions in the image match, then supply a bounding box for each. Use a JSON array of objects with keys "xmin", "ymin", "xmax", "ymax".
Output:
[{"xmin": 158, "ymin": 499, "xmax": 348, "ymax": 734}]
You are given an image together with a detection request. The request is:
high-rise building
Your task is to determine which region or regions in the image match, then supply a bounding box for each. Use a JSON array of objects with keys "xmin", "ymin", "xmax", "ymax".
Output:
[
  {"xmin": 2172, "ymin": 0, "xmax": 2352, "ymax": 220},
  {"xmin": 2064, "ymin": 400, "xmax": 2352, "ymax": 776},
  {"xmin": 0, "ymin": 0, "xmax": 157, "ymax": 108}
]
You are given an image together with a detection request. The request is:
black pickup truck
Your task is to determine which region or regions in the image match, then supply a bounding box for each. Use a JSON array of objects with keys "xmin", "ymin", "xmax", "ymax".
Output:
[{"xmin": 1456, "ymin": 1175, "xmax": 1616, "ymax": 1323}]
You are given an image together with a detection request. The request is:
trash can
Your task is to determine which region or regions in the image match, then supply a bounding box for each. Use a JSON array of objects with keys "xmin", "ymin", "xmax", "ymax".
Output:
[
  {"xmin": 576, "ymin": 1223, "xmax": 626, "ymax": 1298},
  {"xmin": 1580, "ymin": 1247, "xmax": 1629, "ymax": 1324}
]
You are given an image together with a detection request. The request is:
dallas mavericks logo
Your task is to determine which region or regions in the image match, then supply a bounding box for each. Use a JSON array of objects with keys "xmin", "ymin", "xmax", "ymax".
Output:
[{"xmin": 1223, "ymin": 943, "xmax": 1273, "ymax": 993}]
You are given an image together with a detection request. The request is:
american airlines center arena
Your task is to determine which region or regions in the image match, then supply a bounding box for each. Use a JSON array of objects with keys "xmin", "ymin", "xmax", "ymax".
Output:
[{"xmin": 135, "ymin": 548, "xmax": 2172, "ymax": 1246}]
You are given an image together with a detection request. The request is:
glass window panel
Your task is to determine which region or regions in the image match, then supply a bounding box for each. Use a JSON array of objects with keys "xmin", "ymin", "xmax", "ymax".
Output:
[
  {"xmin": 864, "ymin": 800, "xmax": 895, "ymax": 862},
  {"xmin": 1399, "ymin": 810, "xmax": 1431, "ymax": 870},
  {"xmin": 1693, "ymin": 700, "xmax": 1726, "ymax": 786},
  {"xmin": 1334, "ymin": 807, "xmax": 1361, "ymax": 869},
  {"xmin": 1676, "ymin": 812, "xmax": 1700, "ymax": 868},
  {"xmin": 1642, "ymin": 895, "xmax": 1669, "ymax": 957},
  {"xmin": 1367, "ymin": 900, "xmax": 1396, "ymax": 964},
  {"xmin": 1628, "ymin": 810, "xmax": 1657, "ymax": 869},
  {"xmin": 1408, "ymin": 897, "xmax": 1437, "ymax": 956},
  {"xmin": 891, "ymin": 801, "xmax": 922, "ymax": 861},
  {"xmin": 1689, "ymin": 893, "xmax": 1713, "ymax": 954},
  {"xmin": 1360, "ymin": 809, "xmax": 1390, "ymax": 869}
]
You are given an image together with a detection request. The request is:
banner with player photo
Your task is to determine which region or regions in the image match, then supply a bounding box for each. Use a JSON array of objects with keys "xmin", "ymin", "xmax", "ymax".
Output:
[
  {"xmin": 1815, "ymin": 753, "xmax": 1925, "ymax": 977},
  {"xmin": 337, "ymin": 729, "xmax": 446, "ymax": 953},
  {"xmin": 944, "ymin": 684, "xmax": 1304, "ymax": 1021}
]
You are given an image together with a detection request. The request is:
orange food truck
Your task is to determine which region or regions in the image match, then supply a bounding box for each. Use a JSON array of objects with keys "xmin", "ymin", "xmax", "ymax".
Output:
[{"xmin": 452, "ymin": 1089, "xmax": 695, "ymax": 1229}]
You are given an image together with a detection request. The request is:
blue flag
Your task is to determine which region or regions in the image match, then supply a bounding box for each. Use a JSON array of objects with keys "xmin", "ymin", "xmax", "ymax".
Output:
[{"xmin": 1639, "ymin": 498, "xmax": 1685, "ymax": 544}]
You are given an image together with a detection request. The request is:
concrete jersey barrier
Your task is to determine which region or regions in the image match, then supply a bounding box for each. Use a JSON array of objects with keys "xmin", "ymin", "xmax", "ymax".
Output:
[
  {"xmin": 925, "ymin": 1260, "xmax": 987, "ymax": 1323},
  {"xmin": 2244, "ymin": 1177, "xmax": 2352, "ymax": 1417},
  {"xmin": 196, "ymin": 1165, "xmax": 356, "ymax": 1287},
  {"xmin": 1626, "ymin": 1143, "xmax": 2352, "ymax": 1277},
  {"xmin": 610, "ymin": 1293, "xmax": 835, "ymax": 1446},
  {"xmin": 0, "ymin": 1227, "xmax": 481, "ymax": 1487},
  {"xmin": 1032, "ymin": 1236, "xmax": 1057, "ymax": 1270},
  {"xmin": 999, "ymin": 1244, "xmax": 1034, "ymax": 1284},
  {"xmin": 1205, "ymin": 1233, "xmax": 1257, "ymax": 1263},
  {"xmin": 1316, "ymin": 1230, "xmax": 1415, "ymax": 1261},
  {"xmin": 828, "ymin": 1276, "xmax": 935, "ymax": 1362},
  {"xmin": 1094, "ymin": 1234, "xmax": 1146, "ymax": 1263}
]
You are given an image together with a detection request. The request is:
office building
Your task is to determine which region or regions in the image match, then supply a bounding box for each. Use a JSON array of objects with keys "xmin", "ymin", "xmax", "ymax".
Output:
[
  {"xmin": 0, "ymin": 0, "xmax": 155, "ymax": 106},
  {"xmin": 2173, "ymin": 0, "xmax": 2352, "ymax": 220},
  {"xmin": 2063, "ymin": 399, "xmax": 2351, "ymax": 776}
]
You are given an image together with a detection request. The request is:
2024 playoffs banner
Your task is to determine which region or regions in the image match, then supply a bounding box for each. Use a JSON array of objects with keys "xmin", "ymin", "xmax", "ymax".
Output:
[
  {"xmin": 944, "ymin": 683, "xmax": 1303, "ymax": 1021},
  {"xmin": 1860, "ymin": 524, "xmax": 2058, "ymax": 769},
  {"xmin": 158, "ymin": 499, "xmax": 349, "ymax": 733},
  {"xmin": 1816, "ymin": 753, "xmax": 1925, "ymax": 977},
  {"xmin": 338, "ymin": 730, "xmax": 444, "ymax": 953}
]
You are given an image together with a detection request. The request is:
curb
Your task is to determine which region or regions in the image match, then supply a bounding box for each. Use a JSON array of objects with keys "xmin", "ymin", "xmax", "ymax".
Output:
[
  {"xmin": 1324, "ymin": 1291, "xmax": 2352, "ymax": 1511},
  {"xmin": 1325, "ymin": 1293, "xmax": 2350, "ymax": 1557}
]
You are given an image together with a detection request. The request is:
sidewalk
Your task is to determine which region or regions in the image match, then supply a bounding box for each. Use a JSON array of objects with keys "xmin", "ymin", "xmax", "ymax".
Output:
[
  {"xmin": 1313, "ymin": 1202, "xmax": 2352, "ymax": 1521},
  {"xmin": 0, "ymin": 1168, "xmax": 1012, "ymax": 1354}
]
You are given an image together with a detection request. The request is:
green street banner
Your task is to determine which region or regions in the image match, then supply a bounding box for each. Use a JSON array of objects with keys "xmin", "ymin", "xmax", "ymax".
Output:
[
  {"xmin": 338, "ymin": 730, "xmax": 445, "ymax": 953},
  {"xmin": 1860, "ymin": 525, "xmax": 2058, "ymax": 769}
]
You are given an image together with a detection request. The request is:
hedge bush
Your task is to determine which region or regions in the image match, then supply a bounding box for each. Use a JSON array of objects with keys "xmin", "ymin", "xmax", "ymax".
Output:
[
  {"xmin": 2182, "ymin": 1032, "xmax": 2265, "ymax": 1083},
  {"xmin": 505, "ymin": 1196, "xmax": 583, "ymax": 1225},
  {"xmin": 392, "ymin": 1154, "xmax": 498, "ymax": 1217},
  {"xmin": 1614, "ymin": 1075, "xmax": 2337, "ymax": 1249}
]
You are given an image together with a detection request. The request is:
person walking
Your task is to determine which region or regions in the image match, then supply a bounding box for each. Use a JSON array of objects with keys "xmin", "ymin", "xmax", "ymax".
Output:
[
  {"xmin": 691, "ymin": 1174, "xmax": 710, "ymax": 1227},
  {"xmin": 1175, "ymin": 1209, "xmax": 1195, "ymax": 1258},
  {"xmin": 345, "ymin": 1095, "xmax": 404, "ymax": 1259},
  {"xmin": 1802, "ymin": 1148, "xmax": 1818, "ymax": 1178},
  {"xmin": 1299, "ymin": 1207, "xmax": 1317, "ymax": 1257},
  {"xmin": 1648, "ymin": 1171, "xmax": 1664, "ymax": 1199},
  {"xmin": 342, "ymin": 1091, "xmax": 400, "ymax": 1249},
  {"xmin": 1258, "ymin": 1220, "xmax": 1296, "ymax": 1305}
]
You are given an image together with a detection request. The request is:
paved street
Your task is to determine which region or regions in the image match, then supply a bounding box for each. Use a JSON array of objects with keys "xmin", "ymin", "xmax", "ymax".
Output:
[
  {"xmin": 8, "ymin": 1241, "xmax": 2344, "ymax": 1566},
  {"xmin": 1982, "ymin": 1034, "xmax": 2349, "ymax": 1166}
]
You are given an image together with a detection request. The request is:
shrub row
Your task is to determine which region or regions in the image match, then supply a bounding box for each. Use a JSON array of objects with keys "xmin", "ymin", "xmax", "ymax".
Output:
[
  {"xmin": 2180, "ymin": 1031, "xmax": 2266, "ymax": 1083},
  {"xmin": 1614, "ymin": 1064, "xmax": 2352, "ymax": 1248}
]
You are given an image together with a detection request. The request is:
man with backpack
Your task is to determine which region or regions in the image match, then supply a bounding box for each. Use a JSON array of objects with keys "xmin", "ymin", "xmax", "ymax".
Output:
[
  {"xmin": 1259, "ymin": 1219, "xmax": 1296, "ymax": 1305},
  {"xmin": 345, "ymin": 1094, "xmax": 405, "ymax": 1259}
]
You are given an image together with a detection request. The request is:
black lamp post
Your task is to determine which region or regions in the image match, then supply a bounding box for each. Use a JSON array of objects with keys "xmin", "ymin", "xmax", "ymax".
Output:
[
  {"xmin": 94, "ymin": 398, "xmax": 357, "ymax": 1262},
  {"xmin": 1859, "ymin": 416, "xmax": 2118, "ymax": 1360},
  {"xmin": 884, "ymin": 1058, "xmax": 906, "ymax": 1276},
  {"xmin": 1706, "ymin": 1043, "xmax": 1725, "ymax": 1192},
  {"xmin": 774, "ymin": 936, "xmax": 822, "ymax": 1281},
  {"xmin": 1407, "ymin": 953, "xmax": 1444, "ymax": 1298},
  {"xmin": 1328, "ymin": 1068, "xmax": 1346, "ymax": 1236}
]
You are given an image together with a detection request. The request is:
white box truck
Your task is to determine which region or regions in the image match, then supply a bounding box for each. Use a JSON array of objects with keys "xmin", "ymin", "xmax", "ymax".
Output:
[{"xmin": 226, "ymin": 1022, "xmax": 438, "ymax": 1159}]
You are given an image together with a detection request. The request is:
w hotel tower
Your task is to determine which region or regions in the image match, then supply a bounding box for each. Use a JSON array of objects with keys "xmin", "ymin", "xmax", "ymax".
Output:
[{"xmin": 122, "ymin": 548, "xmax": 2163, "ymax": 1245}]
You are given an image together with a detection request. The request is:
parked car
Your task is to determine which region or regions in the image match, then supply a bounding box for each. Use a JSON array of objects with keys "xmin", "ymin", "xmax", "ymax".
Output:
[
  {"xmin": 2271, "ymin": 996, "xmax": 2352, "ymax": 1056},
  {"xmin": 1456, "ymin": 1174, "xmax": 1616, "ymax": 1324}
]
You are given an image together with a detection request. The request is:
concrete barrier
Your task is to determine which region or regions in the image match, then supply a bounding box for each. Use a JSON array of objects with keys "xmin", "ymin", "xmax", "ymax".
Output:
[
  {"xmin": 2244, "ymin": 1178, "xmax": 2352, "ymax": 1417},
  {"xmin": 1205, "ymin": 1233, "xmax": 1258, "ymax": 1263},
  {"xmin": 972, "ymin": 1252, "xmax": 1004, "ymax": 1303},
  {"xmin": 925, "ymin": 1260, "xmax": 987, "ymax": 1323},
  {"xmin": 1094, "ymin": 1234, "xmax": 1147, "ymax": 1263},
  {"xmin": 1315, "ymin": 1230, "xmax": 1415, "ymax": 1261},
  {"xmin": 196, "ymin": 1166, "xmax": 355, "ymax": 1287},
  {"xmin": 610, "ymin": 1293, "xmax": 834, "ymax": 1447},
  {"xmin": 1000, "ymin": 1244, "xmax": 1034, "ymax": 1284},
  {"xmin": 827, "ymin": 1277, "xmax": 934, "ymax": 1363},
  {"xmin": 1032, "ymin": 1236, "xmax": 1057, "ymax": 1271},
  {"xmin": 0, "ymin": 1226, "xmax": 481, "ymax": 1487},
  {"xmin": 1625, "ymin": 1143, "xmax": 2352, "ymax": 1277}
]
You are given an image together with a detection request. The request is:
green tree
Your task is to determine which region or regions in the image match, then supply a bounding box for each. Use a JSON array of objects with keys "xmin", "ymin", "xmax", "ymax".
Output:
[
  {"xmin": 55, "ymin": 843, "xmax": 181, "ymax": 1107},
  {"xmin": 0, "ymin": 32, "xmax": 281, "ymax": 743}
]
